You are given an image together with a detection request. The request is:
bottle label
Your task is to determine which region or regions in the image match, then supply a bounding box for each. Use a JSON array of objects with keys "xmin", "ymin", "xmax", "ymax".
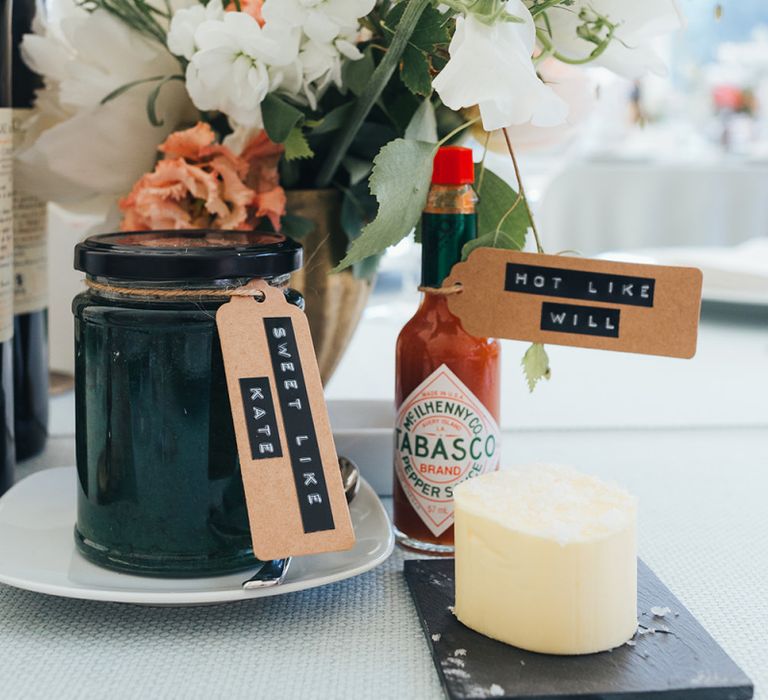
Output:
[
  {"xmin": 395, "ymin": 364, "xmax": 500, "ymax": 536},
  {"xmin": 13, "ymin": 109, "xmax": 47, "ymax": 314},
  {"xmin": 0, "ymin": 109, "xmax": 13, "ymax": 342}
]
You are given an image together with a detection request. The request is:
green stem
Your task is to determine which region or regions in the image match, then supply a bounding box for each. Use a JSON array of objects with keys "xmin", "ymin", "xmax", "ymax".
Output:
[
  {"xmin": 100, "ymin": 74, "xmax": 170, "ymax": 105},
  {"xmin": 535, "ymin": 25, "xmax": 615, "ymax": 65},
  {"xmin": 437, "ymin": 115, "xmax": 480, "ymax": 146},
  {"xmin": 493, "ymin": 193, "xmax": 523, "ymax": 240},
  {"xmin": 502, "ymin": 128, "xmax": 543, "ymax": 254},
  {"xmin": 528, "ymin": 0, "xmax": 567, "ymax": 17},
  {"xmin": 477, "ymin": 130, "xmax": 490, "ymax": 192},
  {"xmin": 314, "ymin": 0, "xmax": 431, "ymax": 188}
]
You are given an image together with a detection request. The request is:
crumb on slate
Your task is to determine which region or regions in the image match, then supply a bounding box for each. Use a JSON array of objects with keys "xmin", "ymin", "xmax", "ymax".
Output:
[
  {"xmin": 651, "ymin": 605, "xmax": 671, "ymax": 618},
  {"xmin": 444, "ymin": 668, "xmax": 470, "ymax": 680},
  {"xmin": 454, "ymin": 648, "xmax": 467, "ymax": 657},
  {"xmin": 431, "ymin": 634, "xmax": 441, "ymax": 642},
  {"xmin": 489, "ymin": 684, "xmax": 504, "ymax": 697}
]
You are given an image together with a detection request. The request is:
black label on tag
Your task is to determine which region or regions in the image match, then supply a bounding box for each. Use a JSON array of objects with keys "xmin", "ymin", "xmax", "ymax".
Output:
[
  {"xmin": 239, "ymin": 377, "xmax": 282, "ymax": 460},
  {"xmin": 541, "ymin": 302, "xmax": 621, "ymax": 338},
  {"xmin": 264, "ymin": 317, "xmax": 335, "ymax": 534},
  {"xmin": 506, "ymin": 263, "xmax": 655, "ymax": 308}
]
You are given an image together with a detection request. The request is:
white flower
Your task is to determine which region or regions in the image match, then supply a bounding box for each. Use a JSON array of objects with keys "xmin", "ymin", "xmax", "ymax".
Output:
[
  {"xmin": 297, "ymin": 28, "xmax": 363, "ymax": 108},
  {"xmin": 433, "ymin": 3, "xmax": 569, "ymax": 131},
  {"xmin": 262, "ymin": 0, "xmax": 375, "ymax": 44},
  {"xmin": 167, "ymin": 0, "xmax": 225, "ymax": 61},
  {"xmin": 17, "ymin": 0, "xmax": 196, "ymax": 215},
  {"xmin": 543, "ymin": 0, "xmax": 684, "ymax": 79},
  {"xmin": 185, "ymin": 12, "xmax": 300, "ymax": 127},
  {"xmin": 490, "ymin": 59, "xmax": 594, "ymax": 151}
]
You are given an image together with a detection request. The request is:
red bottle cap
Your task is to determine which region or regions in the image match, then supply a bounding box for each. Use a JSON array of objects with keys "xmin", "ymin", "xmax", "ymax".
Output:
[{"xmin": 431, "ymin": 146, "xmax": 475, "ymax": 185}]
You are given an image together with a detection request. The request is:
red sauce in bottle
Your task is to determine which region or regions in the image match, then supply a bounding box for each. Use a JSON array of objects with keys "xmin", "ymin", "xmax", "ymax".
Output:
[{"xmin": 393, "ymin": 148, "xmax": 501, "ymax": 554}]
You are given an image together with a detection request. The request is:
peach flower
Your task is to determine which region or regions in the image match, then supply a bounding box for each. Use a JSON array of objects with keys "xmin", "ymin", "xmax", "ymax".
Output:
[
  {"xmin": 241, "ymin": 130, "xmax": 286, "ymax": 231},
  {"xmin": 119, "ymin": 122, "xmax": 286, "ymax": 232},
  {"xmin": 226, "ymin": 0, "xmax": 264, "ymax": 25}
]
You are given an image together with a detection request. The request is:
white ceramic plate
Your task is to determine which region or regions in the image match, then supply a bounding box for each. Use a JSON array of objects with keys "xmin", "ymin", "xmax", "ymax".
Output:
[{"xmin": 0, "ymin": 467, "xmax": 394, "ymax": 605}]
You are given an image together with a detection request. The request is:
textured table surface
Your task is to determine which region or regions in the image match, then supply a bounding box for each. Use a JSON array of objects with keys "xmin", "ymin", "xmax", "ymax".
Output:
[
  {"xmin": 326, "ymin": 299, "xmax": 768, "ymax": 434},
  {"xmin": 2, "ymin": 413, "xmax": 766, "ymax": 700}
]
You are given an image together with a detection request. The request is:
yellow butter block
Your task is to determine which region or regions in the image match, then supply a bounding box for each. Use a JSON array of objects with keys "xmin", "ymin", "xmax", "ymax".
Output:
[{"xmin": 454, "ymin": 465, "xmax": 637, "ymax": 655}]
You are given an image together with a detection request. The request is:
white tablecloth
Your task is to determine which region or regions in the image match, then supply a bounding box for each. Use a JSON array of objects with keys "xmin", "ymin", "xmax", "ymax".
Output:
[
  {"xmin": 326, "ymin": 301, "xmax": 768, "ymax": 433},
  {"xmin": 3, "ymin": 408, "xmax": 766, "ymax": 698}
]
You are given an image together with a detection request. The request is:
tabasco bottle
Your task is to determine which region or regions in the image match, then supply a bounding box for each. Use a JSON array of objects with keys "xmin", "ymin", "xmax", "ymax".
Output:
[{"xmin": 393, "ymin": 146, "xmax": 501, "ymax": 554}]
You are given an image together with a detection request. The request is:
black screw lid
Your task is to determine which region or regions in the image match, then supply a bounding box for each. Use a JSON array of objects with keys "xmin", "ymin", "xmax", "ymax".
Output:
[{"xmin": 74, "ymin": 230, "xmax": 303, "ymax": 281}]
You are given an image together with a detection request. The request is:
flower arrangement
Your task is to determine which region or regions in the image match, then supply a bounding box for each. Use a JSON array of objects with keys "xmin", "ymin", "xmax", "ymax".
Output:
[{"xmin": 18, "ymin": 0, "xmax": 683, "ymax": 386}]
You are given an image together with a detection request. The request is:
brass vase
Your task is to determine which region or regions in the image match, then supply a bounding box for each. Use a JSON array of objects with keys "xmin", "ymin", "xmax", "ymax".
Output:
[{"xmin": 286, "ymin": 189, "xmax": 373, "ymax": 385}]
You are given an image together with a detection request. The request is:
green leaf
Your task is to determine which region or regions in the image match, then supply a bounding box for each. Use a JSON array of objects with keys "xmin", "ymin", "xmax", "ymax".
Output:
[
  {"xmin": 400, "ymin": 46, "xmax": 432, "ymax": 96},
  {"xmin": 348, "ymin": 122, "xmax": 399, "ymax": 161},
  {"xmin": 146, "ymin": 75, "xmax": 185, "ymax": 127},
  {"xmin": 278, "ymin": 158, "xmax": 302, "ymax": 189},
  {"xmin": 405, "ymin": 98, "xmax": 438, "ymax": 142},
  {"xmin": 341, "ymin": 184, "xmax": 381, "ymax": 282},
  {"xmin": 342, "ymin": 156, "xmax": 373, "ymax": 186},
  {"xmin": 280, "ymin": 214, "xmax": 315, "ymax": 240},
  {"xmin": 311, "ymin": 102, "xmax": 355, "ymax": 135},
  {"xmin": 353, "ymin": 255, "xmax": 381, "ymax": 281},
  {"xmin": 382, "ymin": 91, "xmax": 421, "ymax": 135},
  {"xmin": 462, "ymin": 167, "xmax": 531, "ymax": 259},
  {"xmin": 342, "ymin": 47, "xmax": 376, "ymax": 97},
  {"xmin": 388, "ymin": 3, "xmax": 450, "ymax": 97},
  {"xmin": 262, "ymin": 94, "xmax": 304, "ymax": 144},
  {"xmin": 283, "ymin": 126, "xmax": 314, "ymax": 161},
  {"xmin": 386, "ymin": 2, "xmax": 451, "ymax": 52},
  {"xmin": 410, "ymin": 5, "xmax": 451, "ymax": 50},
  {"xmin": 340, "ymin": 181, "xmax": 377, "ymax": 242},
  {"xmin": 521, "ymin": 343, "xmax": 551, "ymax": 393},
  {"xmin": 334, "ymin": 138, "xmax": 436, "ymax": 271}
]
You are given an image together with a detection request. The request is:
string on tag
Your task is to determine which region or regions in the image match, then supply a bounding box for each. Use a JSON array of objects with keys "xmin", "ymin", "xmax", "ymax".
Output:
[
  {"xmin": 85, "ymin": 278, "xmax": 267, "ymax": 301},
  {"xmin": 418, "ymin": 283, "xmax": 463, "ymax": 296}
]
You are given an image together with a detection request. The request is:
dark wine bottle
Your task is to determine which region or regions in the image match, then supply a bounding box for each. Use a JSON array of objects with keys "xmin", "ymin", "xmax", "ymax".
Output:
[
  {"xmin": 12, "ymin": 0, "xmax": 47, "ymax": 461},
  {"xmin": 0, "ymin": 0, "xmax": 17, "ymax": 492}
]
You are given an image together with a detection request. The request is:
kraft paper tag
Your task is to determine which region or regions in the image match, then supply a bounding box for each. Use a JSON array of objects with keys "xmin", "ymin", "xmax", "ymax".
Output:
[
  {"xmin": 216, "ymin": 281, "xmax": 355, "ymax": 560},
  {"xmin": 445, "ymin": 249, "xmax": 703, "ymax": 359}
]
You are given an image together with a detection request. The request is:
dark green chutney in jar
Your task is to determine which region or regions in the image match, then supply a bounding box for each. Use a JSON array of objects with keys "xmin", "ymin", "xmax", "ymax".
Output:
[{"xmin": 73, "ymin": 231, "xmax": 303, "ymax": 577}]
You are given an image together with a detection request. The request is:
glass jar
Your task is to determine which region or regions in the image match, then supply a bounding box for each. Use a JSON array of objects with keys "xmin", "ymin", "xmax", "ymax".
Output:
[{"xmin": 73, "ymin": 231, "xmax": 303, "ymax": 577}]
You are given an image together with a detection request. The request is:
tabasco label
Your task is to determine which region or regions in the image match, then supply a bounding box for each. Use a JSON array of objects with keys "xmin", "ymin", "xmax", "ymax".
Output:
[{"xmin": 394, "ymin": 364, "xmax": 500, "ymax": 536}]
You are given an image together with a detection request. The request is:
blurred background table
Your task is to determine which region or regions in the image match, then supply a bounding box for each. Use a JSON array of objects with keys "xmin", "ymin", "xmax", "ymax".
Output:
[{"xmin": 537, "ymin": 158, "xmax": 768, "ymax": 254}]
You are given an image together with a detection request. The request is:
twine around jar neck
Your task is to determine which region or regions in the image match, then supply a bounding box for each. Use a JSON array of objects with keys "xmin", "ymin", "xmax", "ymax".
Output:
[{"xmin": 84, "ymin": 278, "xmax": 267, "ymax": 301}]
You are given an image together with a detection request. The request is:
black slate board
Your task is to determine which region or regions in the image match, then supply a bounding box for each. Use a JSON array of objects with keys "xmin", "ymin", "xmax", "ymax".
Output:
[{"xmin": 404, "ymin": 559, "xmax": 753, "ymax": 700}]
